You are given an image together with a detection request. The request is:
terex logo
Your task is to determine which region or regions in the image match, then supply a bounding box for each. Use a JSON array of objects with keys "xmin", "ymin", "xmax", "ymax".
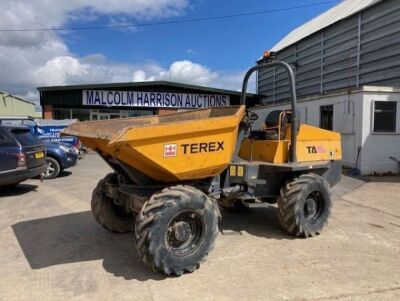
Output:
[
  {"xmin": 181, "ymin": 141, "xmax": 225, "ymax": 154},
  {"xmin": 164, "ymin": 144, "xmax": 177, "ymax": 157},
  {"xmin": 307, "ymin": 145, "xmax": 326, "ymax": 154}
]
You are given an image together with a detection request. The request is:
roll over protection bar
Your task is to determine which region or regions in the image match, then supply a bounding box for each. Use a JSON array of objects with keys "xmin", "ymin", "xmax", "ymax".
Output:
[{"xmin": 240, "ymin": 61, "xmax": 298, "ymax": 163}]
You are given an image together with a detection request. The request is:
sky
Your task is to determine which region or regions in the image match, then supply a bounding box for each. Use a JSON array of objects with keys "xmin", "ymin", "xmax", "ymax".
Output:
[{"xmin": 0, "ymin": 0, "xmax": 340, "ymax": 106}]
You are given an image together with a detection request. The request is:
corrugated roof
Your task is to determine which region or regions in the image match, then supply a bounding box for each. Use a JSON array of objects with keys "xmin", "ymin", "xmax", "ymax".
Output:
[
  {"xmin": 271, "ymin": 0, "xmax": 383, "ymax": 52},
  {"xmin": 0, "ymin": 90, "xmax": 36, "ymax": 105}
]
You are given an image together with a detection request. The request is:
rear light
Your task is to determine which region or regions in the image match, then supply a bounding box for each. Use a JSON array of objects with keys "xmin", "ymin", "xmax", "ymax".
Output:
[{"xmin": 16, "ymin": 152, "xmax": 27, "ymax": 168}]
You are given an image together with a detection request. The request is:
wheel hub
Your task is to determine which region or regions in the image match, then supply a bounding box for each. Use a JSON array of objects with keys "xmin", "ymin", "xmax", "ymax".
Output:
[
  {"xmin": 171, "ymin": 221, "xmax": 192, "ymax": 242},
  {"xmin": 304, "ymin": 198, "xmax": 317, "ymax": 218},
  {"xmin": 46, "ymin": 162, "xmax": 55, "ymax": 176},
  {"xmin": 166, "ymin": 211, "xmax": 204, "ymax": 256}
]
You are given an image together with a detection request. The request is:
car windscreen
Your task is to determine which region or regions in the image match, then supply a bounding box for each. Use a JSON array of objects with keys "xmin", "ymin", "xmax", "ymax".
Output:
[
  {"xmin": 0, "ymin": 130, "xmax": 16, "ymax": 147},
  {"xmin": 11, "ymin": 129, "xmax": 41, "ymax": 146}
]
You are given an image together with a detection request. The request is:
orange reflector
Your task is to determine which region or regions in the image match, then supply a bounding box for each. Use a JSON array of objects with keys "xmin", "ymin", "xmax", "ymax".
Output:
[{"xmin": 263, "ymin": 51, "xmax": 271, "ymax": 58}]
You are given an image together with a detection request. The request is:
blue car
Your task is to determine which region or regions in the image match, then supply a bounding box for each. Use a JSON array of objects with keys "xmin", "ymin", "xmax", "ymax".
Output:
[
  {"xmin": 0, "ymin": 117, "xmax": 79, "ymax": 179},
  {"xmin": 0, "ymin": 116, "xmax": 85, "ymax": 158},
  {"xmin": 43, "ymin": 140, "xmax": 79, "ymax": 179},
  {"xmin": 0, "ymin": 126, "xmax": 47, "ymax": 188}
]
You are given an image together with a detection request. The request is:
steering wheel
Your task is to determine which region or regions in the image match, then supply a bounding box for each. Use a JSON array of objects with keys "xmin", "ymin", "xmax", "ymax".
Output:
[{"xmin": 246, "ymin": 110, "xmax": 259, "ymax": 122}]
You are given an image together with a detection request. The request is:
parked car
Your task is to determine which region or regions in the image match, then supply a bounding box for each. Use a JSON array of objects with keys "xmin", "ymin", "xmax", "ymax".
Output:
[
  {"xmin": 35, "ymin": 118, "xmax": 86, "ymax": 159},
  {"xmin": 0, "ymin": 126, "xmax": 47, "ymax": 188},
  {"xmin": 43, "ymin": 140, "xmax": 79, "ymax": 179},
  {"xmin": 0, "ymin": 116, "xmax": 86, "ymax": 158}
]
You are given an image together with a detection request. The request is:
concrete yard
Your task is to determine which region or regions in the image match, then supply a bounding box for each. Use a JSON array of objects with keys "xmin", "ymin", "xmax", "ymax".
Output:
[{"xmin": 0, "ymin": 154, "xmax": 399, "ymax": 301}]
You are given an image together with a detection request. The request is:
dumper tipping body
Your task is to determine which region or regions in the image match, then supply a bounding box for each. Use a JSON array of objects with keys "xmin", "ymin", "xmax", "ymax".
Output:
[{"xmin": 63, "ymin": 106, "xmax": 246, "ymax": 182}]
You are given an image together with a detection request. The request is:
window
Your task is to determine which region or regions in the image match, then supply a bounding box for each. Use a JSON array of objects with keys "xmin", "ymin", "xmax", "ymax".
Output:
[
  {"xmin": 11, "ymin": 129, "xmax": 41, "ymax": 146},
  {"xmin": 373, "ymin": 101, "xmax": 396, "ymax": 133},
  {"xmin": 71, "ymin": 109, "xmax": 90, "ymax": 121},
  {"xmin": 53, "ymin": 108, "xmax": 72, "ymax": 120},
  {"xmin": 320, "ymin": 105, "xmax": 333, "ymax": 130},
  {"xmin": 127, "ymin": 109, "xmax": 155, "ymax": 117},
  {"xmin": 0, "ymin": 130, "xmax": 16, "ymax": 147}
]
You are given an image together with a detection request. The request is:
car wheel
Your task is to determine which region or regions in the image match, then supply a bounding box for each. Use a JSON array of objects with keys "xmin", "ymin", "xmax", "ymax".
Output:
[{"xmin": 44, "ymin": 157, "xmax": 60, "ymax": 179}]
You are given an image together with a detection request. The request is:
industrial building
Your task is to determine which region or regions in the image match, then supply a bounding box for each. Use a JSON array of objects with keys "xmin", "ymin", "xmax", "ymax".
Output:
[
  {"xmin": 0, "ymin": 91, "xmax": 39, "ymax": 117},
  {"xmin": 257, "ymin": 0, "xmax": 400, "ymax": 175},
  {"xmin": 38, "ymin": 81, "xmax": 261, "ymax": 121}
]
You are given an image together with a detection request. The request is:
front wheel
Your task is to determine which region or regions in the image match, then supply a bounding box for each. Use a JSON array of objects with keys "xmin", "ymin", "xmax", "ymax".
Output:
[
  {"xmin": 277, "ymin": 173, "xmax": 332, "ymax": 237},
  {"xmin": 44, "ymin": 157, "xmax": 60, "ymax": 179},
  {"xmin": 135, "ymin": 185, "xmax": 220, "ymax": 276}
]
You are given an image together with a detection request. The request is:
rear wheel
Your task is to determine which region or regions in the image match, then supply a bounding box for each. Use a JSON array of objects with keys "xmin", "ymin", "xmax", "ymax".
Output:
[
  {"xmin": 44, "ymin": 157, "xmax": 60, "ymax": 179},
  {"xmin": 135, "ymin": 185, "xmax": 220, "ymax": 276},
  {"xmin": 277, "ymin": 173, "xmax": 332, "ymax": 237},
  {"xmin": 91, "ymin": 173, "xmax": 135, "ymax": 233}
]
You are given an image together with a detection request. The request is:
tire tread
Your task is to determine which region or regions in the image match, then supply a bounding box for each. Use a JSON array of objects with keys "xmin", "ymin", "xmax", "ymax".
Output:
[
  {"xmin": 135, "ymin": 185, "xmax": 220, "ymax": 276},
  {"xmin": 277, "ymin": 173, "xmax": 332, "ymax": 238}
]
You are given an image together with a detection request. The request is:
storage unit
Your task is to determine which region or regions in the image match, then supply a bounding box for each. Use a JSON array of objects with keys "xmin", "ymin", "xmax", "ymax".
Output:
[
  {"xmin": 38, "ymin": 81, "xmax": 261, "ymax": 121},
  {"xmin": 0, "ymin": 91, "xmax": 38, "ymax": 117}
]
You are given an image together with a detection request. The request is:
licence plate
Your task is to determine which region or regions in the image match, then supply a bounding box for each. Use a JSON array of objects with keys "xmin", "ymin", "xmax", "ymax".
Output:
[{"xmin": 35, "ymin": 151, "xmax": 44, "ymax": 159}]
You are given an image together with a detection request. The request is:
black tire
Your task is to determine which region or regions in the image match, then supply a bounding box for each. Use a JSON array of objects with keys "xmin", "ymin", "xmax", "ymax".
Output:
[
  {"xmin": 78, "ymin": 150, "xmax": 85, "ymax": 159},
  {"xmin": 219, "ymin": 199, "xmax": 250, "ymax": 213},
  {"xmin": 277, "ymin": 173, "xmax": 332, "ymax": 237},
  {"xmin": 135, "ymin": 185, "xmax": 220, "ymax": 276},
  {"xmin": 91, "ymin": 173, "xmax": 135, "ymax": 233},
  {"xmin": 44, "ymin": 157, "xmax": 60, "ymax": 179}
]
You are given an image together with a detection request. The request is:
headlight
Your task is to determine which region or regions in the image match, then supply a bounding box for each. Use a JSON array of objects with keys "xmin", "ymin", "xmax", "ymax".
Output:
[
  {"xmin": 60, "ymin": 145, "xmax": 73, "ymax": 153},
  {"xmin": 72, "ymin": 147, "xmax": 79, "ymax": 155}
]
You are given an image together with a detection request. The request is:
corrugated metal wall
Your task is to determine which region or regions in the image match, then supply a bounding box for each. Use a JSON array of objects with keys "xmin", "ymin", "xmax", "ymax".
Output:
[{"xmin": 258, "ymin": 0, "xmax": 400, "ymax": 103}]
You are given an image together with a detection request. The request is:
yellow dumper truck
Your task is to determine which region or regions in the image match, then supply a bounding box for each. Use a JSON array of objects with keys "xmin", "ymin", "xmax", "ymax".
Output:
[{"xmin": 63, "ymin": 59, "xmax": 342, "ymax": 276}]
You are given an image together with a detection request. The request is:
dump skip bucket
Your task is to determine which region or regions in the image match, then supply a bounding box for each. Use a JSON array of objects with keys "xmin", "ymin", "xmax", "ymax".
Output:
[{"xmin": 63, "ymin": 106, "xmax": 246, "ymax": 182}]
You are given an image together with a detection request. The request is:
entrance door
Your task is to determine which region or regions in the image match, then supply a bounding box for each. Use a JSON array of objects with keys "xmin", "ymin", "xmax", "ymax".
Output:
[{"xmin": 320, "ymin": 105, "xmax": 333, "ymax": 130}]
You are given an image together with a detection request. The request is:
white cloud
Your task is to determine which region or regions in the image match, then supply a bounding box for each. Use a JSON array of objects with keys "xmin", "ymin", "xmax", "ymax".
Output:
[
  {"xmin": 136, "ymin": 60, "xmax": 252, "ymax": 92},
  {"xmin": 0, "ymin": 0, "xmax": 188, "ymax": 47},
  {"xmin": 0, "ymin": 0, "xmax": 253, "ymax": 107},
  {"xmin": 186, "ymin": 48, "xmax": 199, "ymax": 55},
  {"xmin": 133, "ymin": 70, "xmax": 147, "ymax": 82},
  {"xmin": 147, "ymin": 60, "xmax": 218, "ymax": 86}
]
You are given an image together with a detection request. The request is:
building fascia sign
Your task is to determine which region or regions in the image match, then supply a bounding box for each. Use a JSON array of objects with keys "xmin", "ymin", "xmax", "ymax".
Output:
[{"xmin": 82, "ymin": 90, "xmax": 230, "ymax": 108}]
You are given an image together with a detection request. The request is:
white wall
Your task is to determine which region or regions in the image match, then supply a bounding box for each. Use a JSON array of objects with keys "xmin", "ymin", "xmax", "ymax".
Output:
[{"xmin": 359, "ymin": 91, "xmax": 400, "ymax": 175}]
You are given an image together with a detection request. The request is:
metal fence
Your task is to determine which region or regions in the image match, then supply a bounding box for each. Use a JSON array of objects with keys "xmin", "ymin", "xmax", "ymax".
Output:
[{"xmin": 258, "ymin": 0, "xmax": 400, "ymax": 103}]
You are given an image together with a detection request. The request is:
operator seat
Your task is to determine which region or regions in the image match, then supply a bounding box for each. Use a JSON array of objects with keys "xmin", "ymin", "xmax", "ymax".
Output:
[{"xmin": 249, "ymin": 110, "xmax": 286, "ymax": 140}]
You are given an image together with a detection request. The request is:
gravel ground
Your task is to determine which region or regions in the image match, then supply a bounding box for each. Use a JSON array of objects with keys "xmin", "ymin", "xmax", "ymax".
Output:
[{"xmin": 0, "ymin": 153, "xmax": 399, "ymax": 301}]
